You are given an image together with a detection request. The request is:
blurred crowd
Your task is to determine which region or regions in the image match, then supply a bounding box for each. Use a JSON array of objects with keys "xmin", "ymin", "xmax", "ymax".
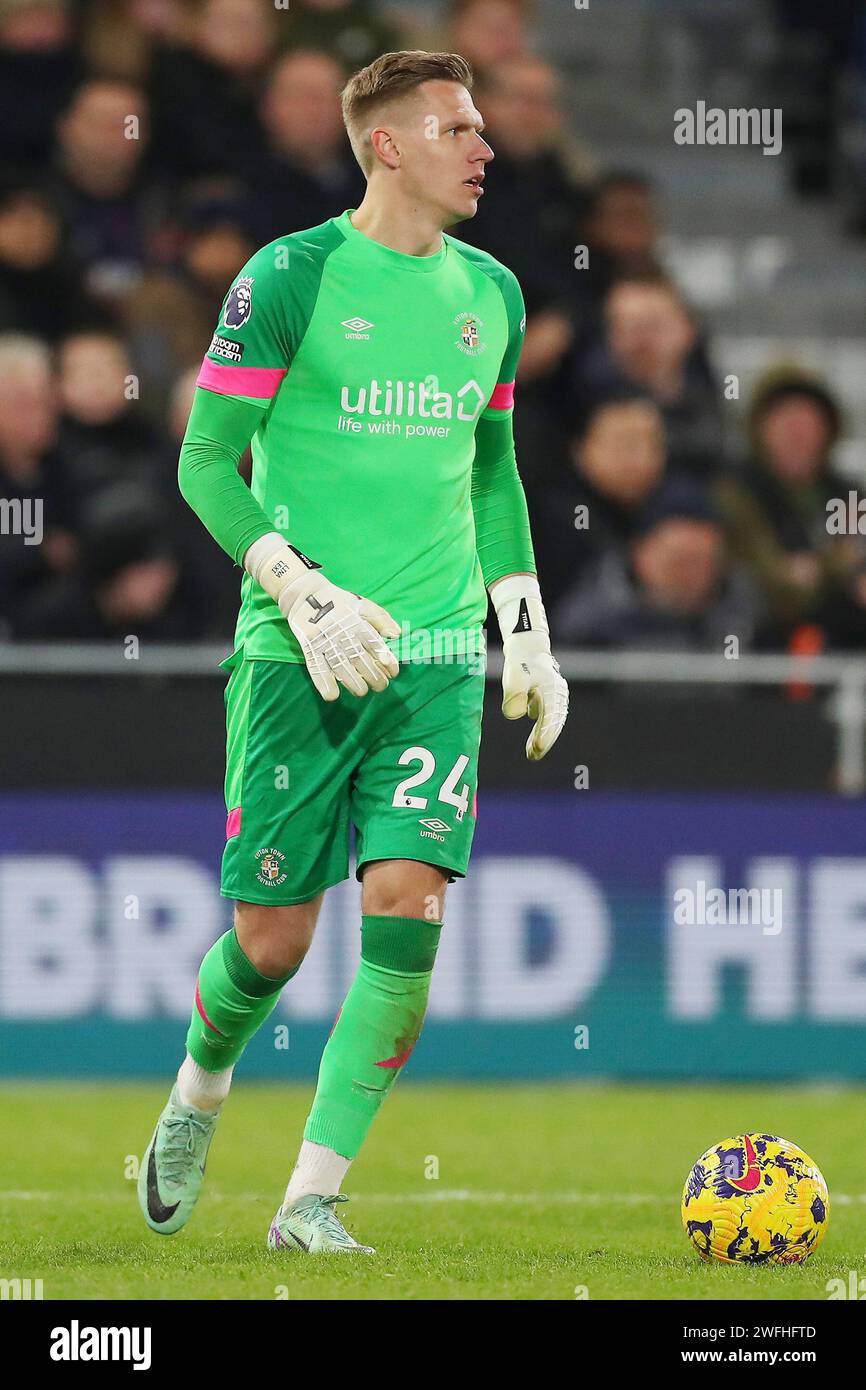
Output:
[{"xmin": 1, "ymin": 0, "xmax": 864, "ymax": 655}]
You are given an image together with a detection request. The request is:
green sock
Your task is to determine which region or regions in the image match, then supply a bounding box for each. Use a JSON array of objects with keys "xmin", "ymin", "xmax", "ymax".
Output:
[
  {"xmin": 303, "ymin": 914, "xmax": 442, "ymax": 1159},
  {"xmin": 186, "ymin": 928, "xmax": 298, "ymax": 1071}
]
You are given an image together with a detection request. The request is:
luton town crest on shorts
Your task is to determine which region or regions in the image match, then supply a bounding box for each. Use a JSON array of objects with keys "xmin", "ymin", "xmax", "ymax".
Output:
[{"xmin": 255, "ymin": 847, "xmax": 287, "ymax": 887}]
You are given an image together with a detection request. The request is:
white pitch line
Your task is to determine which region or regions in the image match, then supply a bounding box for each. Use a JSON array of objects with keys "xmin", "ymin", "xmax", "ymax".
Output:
[
  {"xmin": 338, "ymin": 1191, "xmax": 864, "ymax": 1206},
  {"xmin": 1, "ymin": 1189, "xmax": 864, "ymax": 1205},
  {"xmin": 350, "ymin": 1190, "xmax": 663, "ymax": 1204},
  {"xmin": 0, "ymin": 1189, "xmax": 655, "ymax": 1204}
]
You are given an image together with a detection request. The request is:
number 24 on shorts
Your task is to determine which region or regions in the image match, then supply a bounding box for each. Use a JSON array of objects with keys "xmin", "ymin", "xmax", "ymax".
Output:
[{"xmin": 391, "ymin": 747, "xmax": 471, "ymax": 822}]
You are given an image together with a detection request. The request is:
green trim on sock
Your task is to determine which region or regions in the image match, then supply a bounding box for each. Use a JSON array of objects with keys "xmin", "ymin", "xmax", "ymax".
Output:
[
  {"xmin": 221, "ymin": 927, "xmax": 298, "ymax": 997},
  {"xmin": 302, "ymin": 1111, "xmax": 356, "ymax": 1156},
  {"xmin": 360, "ymin": 913, "xmax": 442, "ymax": 974}
]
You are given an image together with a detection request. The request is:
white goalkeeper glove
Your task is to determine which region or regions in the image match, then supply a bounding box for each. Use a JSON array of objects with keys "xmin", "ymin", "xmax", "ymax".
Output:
[
  {"xmin": 244, "ymin": 532, "xmax": 400, "ymax": 701},
  {"xmin": 491, "ymin": 573, "xmax": 568, "ymax": 761}
]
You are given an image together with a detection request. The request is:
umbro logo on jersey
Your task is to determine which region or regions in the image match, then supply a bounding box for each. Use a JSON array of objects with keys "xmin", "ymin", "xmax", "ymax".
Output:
[{"xmin": 342, "ymin": 317, "xmax": 374, "ymax": 340}]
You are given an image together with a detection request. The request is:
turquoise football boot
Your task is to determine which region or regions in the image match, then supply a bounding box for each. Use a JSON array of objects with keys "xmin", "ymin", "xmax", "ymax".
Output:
[
  {"xmin": 138, "ymin": 1085, "xmax": 221, "ymax": 1235},
  {"xmin": 267, "ymin": 1194, "xmax": 375, "ymax": 1254}
]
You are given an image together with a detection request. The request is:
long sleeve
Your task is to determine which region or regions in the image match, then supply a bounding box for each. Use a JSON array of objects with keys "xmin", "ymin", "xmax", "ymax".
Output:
[
  {"xmin": 178, "ymin": 387, "xmax": 274, "ymax": 566},
  {"xmin": 178, "ymin": 235, "xmax": 323, "ymax": 566},
  {"xmin": 470, "ymin": 410, "xmax": 536, "ymax": 587},
  {"xmin": 470, "ymin": 257, "xmax": 536, "ymax": 587}
]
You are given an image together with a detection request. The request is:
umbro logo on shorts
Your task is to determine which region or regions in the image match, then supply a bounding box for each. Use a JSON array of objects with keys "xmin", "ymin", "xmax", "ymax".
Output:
[{"xmin": 419, "ymin": 817, "xmax": 451, "ymax": 843}]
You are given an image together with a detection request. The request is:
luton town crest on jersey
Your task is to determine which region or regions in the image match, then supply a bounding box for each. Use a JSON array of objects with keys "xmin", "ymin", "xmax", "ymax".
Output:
[
  {"xmin": 223, "ymin": 276, "xmax": 254, "ymax": 330},
  {"xmin": 453, "ymin": 310, "xmax": 486, "ymax": 356}
]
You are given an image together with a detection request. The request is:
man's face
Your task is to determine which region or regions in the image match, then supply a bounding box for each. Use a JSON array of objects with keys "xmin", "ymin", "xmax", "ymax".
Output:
[
  {"xmin": 451, "ymin": 0, "xmax": 526, "ymax": 70},
  {"xmin": 0, "ymin": 195, "xmax": 59, "ymax": 269},
  {"xmin": 0, "ymin": 368, "xmax": 55, "ymax": 460},
  {"xmin": 60, "ymin": 83, "xmax": 147, "ymax": 176},
  {"xmin": 606, "ymin": 284, "xmax": 694, "ymax": 384},
  {"xmin": 590, "ymin": 187, "xmax": 657, "ymax": 261},
  {"xmin": 759, "ymin": 396, "xmax": 832, "ymax": 483},
  {"xmin": 185, "ymin": 224, "xmax": 255, "ymax": 291},
  {"xmin": 633, "ymin": 519, "xmax": 724, "ymax": 614},
  {"xmin": 0, "ymin": 2, "xmax": 69, "ymax": 51},
  {"xmin": 263, "ymin": 53, "xmax": 347, "ymax": 165},
  {"xmin": 382, "ymin": 81, "xmax": 494, "ymax": 226},
  {"xmin": 59, "ymin": 335, "xmax": 130, "ymax": 426},
  {"xmin": 198, "ymin": 0, "xmax": 274, "ymax": 73},
  {"xmin": 479, "ymin": 61, "xmax": 561, "ymax": 158},
  {"xmin": 577, "ymin": 400, "xmax": 665, "ymax": 506}
]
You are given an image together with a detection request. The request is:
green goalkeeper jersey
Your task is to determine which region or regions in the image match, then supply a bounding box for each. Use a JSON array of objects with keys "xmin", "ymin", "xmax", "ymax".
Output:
[{"xmin": 191, "ymin": 207, "xmax": 533, "ymax": 664}]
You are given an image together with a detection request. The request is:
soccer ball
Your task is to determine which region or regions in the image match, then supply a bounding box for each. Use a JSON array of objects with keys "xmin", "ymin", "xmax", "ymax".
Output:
[{"xmin": 681, "ymin": 1133, "xmax": 829, "ymax": 1265}]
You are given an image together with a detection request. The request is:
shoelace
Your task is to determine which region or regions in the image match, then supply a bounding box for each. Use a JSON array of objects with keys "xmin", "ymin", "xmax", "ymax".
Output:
[
  {"xmin": 304, "ymin": 1194, "xmax": 356, "ymax": 1245},
  {"xmin": 160, "ymin": 1114, "xmax": 212, "ymax": 1187}
]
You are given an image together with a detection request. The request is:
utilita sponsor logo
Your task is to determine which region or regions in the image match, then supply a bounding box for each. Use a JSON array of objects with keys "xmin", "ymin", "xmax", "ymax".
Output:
[{"xmin": 340, "ymin": 379, "xmax": 485, "ymax": 422}]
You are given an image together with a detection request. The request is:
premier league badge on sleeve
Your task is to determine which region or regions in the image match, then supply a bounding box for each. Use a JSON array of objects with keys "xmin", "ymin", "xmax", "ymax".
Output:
[{"xmin": 222, "ymin": 275, "xmax": 254, "ymax": 329}]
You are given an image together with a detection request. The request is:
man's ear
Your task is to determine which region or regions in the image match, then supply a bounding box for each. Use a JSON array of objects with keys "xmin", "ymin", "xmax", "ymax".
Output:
[{"xmin": 370, "ymin": 126, "xmax": 401, "ymax": 171}]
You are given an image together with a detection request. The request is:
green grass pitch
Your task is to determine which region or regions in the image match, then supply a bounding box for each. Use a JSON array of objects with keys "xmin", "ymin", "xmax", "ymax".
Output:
[{"xmin": 0, "ymin": 1082, "xmax": 860, "ymax": 1300}]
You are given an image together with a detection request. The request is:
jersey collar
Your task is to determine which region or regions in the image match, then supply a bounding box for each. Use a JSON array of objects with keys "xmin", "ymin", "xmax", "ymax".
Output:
[{"xmin": 336, "ymin": 209, "xmax": 448, "ymax": 274}]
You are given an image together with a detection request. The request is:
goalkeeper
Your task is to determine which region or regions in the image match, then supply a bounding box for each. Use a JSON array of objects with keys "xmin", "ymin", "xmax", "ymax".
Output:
[{"xmin": 138, "ymin": 48, "xmax": 568, "ymax": 1254}]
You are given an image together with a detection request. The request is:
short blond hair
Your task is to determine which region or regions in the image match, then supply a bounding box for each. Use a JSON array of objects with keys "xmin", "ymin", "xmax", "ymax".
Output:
[{"xmin": 341, "ymin": 49, "xmax": 473, "ymax": 175}]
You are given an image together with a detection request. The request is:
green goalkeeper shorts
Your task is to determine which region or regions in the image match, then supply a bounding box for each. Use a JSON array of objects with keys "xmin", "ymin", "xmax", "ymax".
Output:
[{"xmin": 220, "ymin": 652, "xmax": 486, "ymax": 905}]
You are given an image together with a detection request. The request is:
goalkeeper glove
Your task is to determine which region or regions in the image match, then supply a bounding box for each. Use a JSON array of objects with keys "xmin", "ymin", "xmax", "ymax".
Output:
[
  {"xmin": 491, "ymin": 573, "xmax": 568, "ymax": 760},
  {"xmin": 244, "ymin": 532, "xmax": 400, "ymax": 701}
]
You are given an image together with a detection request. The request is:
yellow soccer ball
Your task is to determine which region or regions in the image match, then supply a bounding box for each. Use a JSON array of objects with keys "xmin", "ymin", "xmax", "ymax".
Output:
[{"xmin": 681, "ymin": 1134, "xmax": 829, "ymax": 1264}]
